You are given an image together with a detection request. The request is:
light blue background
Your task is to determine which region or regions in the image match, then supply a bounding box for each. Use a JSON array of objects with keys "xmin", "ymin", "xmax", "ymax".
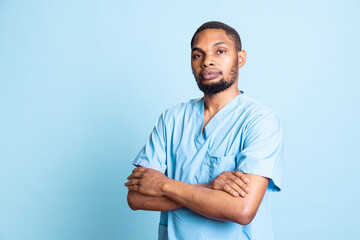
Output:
[{"xmin": 1, "ymin": 0, "xmax": 359, "ymax": 239}]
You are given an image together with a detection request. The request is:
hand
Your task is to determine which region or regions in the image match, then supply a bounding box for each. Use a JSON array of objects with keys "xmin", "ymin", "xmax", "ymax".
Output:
[
  {"xmin": 207, "ymin": 171, "xmax": 250, "ymax": 197},
  {"xmin": 124, "ymin": 166, "xmax": 169, "ymax": 197}
]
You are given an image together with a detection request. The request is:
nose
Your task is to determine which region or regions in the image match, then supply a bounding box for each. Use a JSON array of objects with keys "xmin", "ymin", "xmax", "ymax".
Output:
[{"xmin": 202, "ymin": 55, "xmax": 215, "ymax": 68}]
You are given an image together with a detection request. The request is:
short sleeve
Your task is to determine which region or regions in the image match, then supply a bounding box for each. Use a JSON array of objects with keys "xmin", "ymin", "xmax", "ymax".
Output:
[
  {"xmin": 236, "ymin": 113, "xmax": 284, "ymax": 192},
  {"xmin": 132, "ymin": 113, "xmax": 167, "ymax": 173}
]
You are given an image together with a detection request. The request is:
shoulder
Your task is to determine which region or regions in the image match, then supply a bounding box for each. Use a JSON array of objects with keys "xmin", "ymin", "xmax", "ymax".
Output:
[
  {"xmin": 160, "ymin": 97, "xmax": 202, "ymax": 123},
  {"xmin": 237, "ymin": 94, "xmax": 281, "ymax": 132},
  {"xmin": 238, "ymin": 94, "xmax": 276, "ymax": 117}
]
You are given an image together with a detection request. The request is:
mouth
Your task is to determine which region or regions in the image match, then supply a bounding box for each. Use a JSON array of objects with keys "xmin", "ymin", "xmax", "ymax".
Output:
[{"xmin": 200, "ymin": 69, "xmax": 221, "ymax": 81}]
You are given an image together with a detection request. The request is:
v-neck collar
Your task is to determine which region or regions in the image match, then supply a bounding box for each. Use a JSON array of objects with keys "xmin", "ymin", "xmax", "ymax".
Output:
[{"xmin": 196, "ymin": 93, "xmax": 244, "ymax": 141}]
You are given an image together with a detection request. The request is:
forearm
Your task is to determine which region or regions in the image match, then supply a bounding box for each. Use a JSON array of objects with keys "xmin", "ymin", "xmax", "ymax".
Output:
[
  {"xmin": 161, "ymin": 177, "xmax": 268, "ymax": 225},
  {"xmin": 127, "ymin": 190, "xmax": 182, "ymax": 211},
  {"xmin": 127, "ymin": 183, "xmax": 251, "ymax": 223},
  {"xmin": 125, "ymin": 167, "xmax": 264, "ymax": 224},
  {"xmin": 127, "ymin": 183, "xmax": 209, "ymax": 211}
]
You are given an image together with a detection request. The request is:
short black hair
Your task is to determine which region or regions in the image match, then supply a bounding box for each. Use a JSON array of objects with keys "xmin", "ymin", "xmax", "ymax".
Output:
[{"xmin": 191, "ymin": 21, "xmax": 242, "ymax": 51}]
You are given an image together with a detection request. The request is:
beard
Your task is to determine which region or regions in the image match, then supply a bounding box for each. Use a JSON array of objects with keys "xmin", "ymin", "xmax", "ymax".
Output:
[{"xmin": 193, "ymin": 60, "xmax": 238, "ymax": 95}]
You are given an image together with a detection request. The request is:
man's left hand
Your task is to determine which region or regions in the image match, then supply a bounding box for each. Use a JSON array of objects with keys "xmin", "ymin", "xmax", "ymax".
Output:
[{"xmin": 125, "ymin": 166, "xmax": 168, "ymax": 196}]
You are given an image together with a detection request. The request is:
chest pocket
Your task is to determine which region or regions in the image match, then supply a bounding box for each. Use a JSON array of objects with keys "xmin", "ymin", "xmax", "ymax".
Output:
[{"xmin": 205, "ymin": 154, "xmax": 237, "ymax": 182}]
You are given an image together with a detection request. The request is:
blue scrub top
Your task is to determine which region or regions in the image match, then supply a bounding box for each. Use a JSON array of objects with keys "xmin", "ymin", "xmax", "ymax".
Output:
[{"xmin": 133, "ymin": 93, "xmax": 284, "ymax": 240}]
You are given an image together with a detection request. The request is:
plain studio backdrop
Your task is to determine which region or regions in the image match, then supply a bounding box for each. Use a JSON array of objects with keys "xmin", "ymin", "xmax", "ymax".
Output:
[{"xmin": 1, "ymin": 0, "xmax": 359, "ymax": 239}]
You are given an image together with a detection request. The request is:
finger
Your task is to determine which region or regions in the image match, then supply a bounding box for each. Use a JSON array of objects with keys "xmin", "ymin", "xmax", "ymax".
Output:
[
  {"xmin": 231, "ymin": 175, "xmax": 250, "ymax": 194},
  {"xmin": 126, "ymin": 185, "xmax": 140, "ymax": 192},
  {"xmin": 124, "ymin": 179, "xmax": 140, "ymax": 186},
  {"xmin": 227, "ymin": 181, "xmax": 247, "ymax": 197},
  {"xmin": 129, "ymin": 171, "xmax": 143, "ymax": 179},
  {"xmin": 127, "ymin": 173, "xmax": 136, "ymax": 180},
  {"xmin": 132, "ymin": 166, "xmax": 146, "ymax": 173},
  {"xmin": 234, "ymin": 171, "xmax": 250, "ymax": 184},
  {"xmin": 227, "ymin": 173, "xmax": 250, "ymax": 194},
  {"xmin": 127, "ymin": 170, "xmax": 144, "ymax": 180},
  {"xmin": 232, "ymin": 177, "xmax": 250, "ymax": 194},
  {"xmin": 224, "ymin": 184, "xmax": 239, "ymax": 197},
  {"xmin": 228, "ymin": 172, "xmax": 250, "ymax": 197}
]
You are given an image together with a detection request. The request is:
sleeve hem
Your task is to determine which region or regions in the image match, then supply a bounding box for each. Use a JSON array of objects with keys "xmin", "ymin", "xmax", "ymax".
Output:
[
  {"xmin": 237, "ymin": 166, "xmax": 282, "ymax": 192},
  {"xmin": 132, "ymin": 159, "xmax": 164, "ymax": 173}
]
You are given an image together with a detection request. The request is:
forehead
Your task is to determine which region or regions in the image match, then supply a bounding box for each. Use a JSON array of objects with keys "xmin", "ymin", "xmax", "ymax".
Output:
[{"xmin": 192, "ymin": 29, "xmax": 235, "ymax": 49}]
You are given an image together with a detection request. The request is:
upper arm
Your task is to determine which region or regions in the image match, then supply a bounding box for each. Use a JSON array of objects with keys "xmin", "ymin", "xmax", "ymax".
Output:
[
  {"xmin": 132, "ymin": 113, "xmax": 167, "ymax": 173},
  {"xmin": 233, "ymin": 173, "xmax": 269, "ymax": 224},
  {"xmin": 231, "ymin": 113, "xmax": 283, "ymax": 224},
  {"xmin": 237, "ymin": 113, "xmax": 284, "ymax": 192}
]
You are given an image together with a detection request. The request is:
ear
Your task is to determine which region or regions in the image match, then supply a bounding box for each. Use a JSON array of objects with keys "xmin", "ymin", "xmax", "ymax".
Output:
[{"xmin": 237, "ymin": 50, "xmax": 247, "ymax": 68}]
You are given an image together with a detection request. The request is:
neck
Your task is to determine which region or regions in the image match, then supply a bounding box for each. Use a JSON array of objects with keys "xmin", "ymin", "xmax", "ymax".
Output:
[{"xmin": 203, "ymin": 85, "xmax": 241, "ymax": 115}]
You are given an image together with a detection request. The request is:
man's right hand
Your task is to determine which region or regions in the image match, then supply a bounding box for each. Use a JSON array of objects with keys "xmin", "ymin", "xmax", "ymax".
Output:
[{"xmin": 206, "ymin": 171, "xmax": 250, "ymax": 197}]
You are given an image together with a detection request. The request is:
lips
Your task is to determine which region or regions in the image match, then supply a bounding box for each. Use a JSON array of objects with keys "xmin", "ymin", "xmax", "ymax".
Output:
[{"xmin": 200, "ymin": 70, "xmax": 220, "ymax": 80}]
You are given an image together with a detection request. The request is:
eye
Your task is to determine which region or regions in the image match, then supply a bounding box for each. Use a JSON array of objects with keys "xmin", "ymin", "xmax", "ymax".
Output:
[
  {"xmin": 193, "ymin": 53, "xmax": 202, "ymax": 59},
  {"xmin": 217, "ymin": 49, "xmax": 226, "ymax": 54}
]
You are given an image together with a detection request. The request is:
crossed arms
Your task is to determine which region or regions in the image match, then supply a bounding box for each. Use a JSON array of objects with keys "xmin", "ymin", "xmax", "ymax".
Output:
[{"xmin": 125, "ymin": 167, "xmax": 269, "ymax": 225}]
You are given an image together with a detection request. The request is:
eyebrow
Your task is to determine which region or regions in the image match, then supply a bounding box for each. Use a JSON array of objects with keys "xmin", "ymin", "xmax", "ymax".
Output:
[
  {"xmin": 192, "ymin": 47, "xmax": 203, "ymax": 52},
  {"xmin": 213, "ymin": 41, "xmax": 227, "ymax": 47},
  {"xmin": 191, "ymin": 41, "xmax": 228, "ymax": 52}
]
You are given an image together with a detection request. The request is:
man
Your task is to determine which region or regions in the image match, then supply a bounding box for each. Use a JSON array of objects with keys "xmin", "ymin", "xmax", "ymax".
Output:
[{"xmin": 125, "ymin": 21, "xmax": 284, "ymax": 240}]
